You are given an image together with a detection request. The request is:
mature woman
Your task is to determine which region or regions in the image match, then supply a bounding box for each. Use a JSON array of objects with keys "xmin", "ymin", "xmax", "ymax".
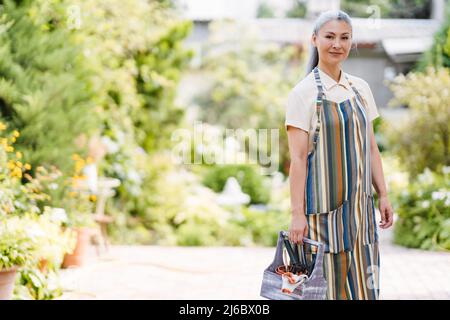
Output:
[{"xmin": 285, "ymin": 10, "xmax": 394, "ymax": 300}]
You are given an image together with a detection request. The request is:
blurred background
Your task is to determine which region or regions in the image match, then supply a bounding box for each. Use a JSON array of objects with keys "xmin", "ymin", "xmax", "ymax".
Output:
[{"xmin": 0, "ymin": 0, "xmax": 448, "ymax": 300}]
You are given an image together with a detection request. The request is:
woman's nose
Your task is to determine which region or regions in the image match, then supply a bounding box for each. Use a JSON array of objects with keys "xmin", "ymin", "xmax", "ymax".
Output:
[{"xmin": 333, "ymin": 40, "xmax": 342, "ymax": 49}]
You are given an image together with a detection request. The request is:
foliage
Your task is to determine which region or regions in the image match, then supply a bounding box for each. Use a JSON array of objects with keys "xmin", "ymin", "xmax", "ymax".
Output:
[
  {"xmin": 372, "ymin": 116, "xmax": 386, "ymax": 152},
  {"xmin": 257, "ymin": 1, "xmax": 275, "ymax": 18},
  {"xmin": 393, "ymin": 166, "xmax": 450, "ymax": 251},
  {"xmin": 202, "ymin": 164, "xmax": 271, "ymax": 204},
  {"xmin": 0, "ymin": 0, "xmax": 100, "ymax": 174},
  {"xmin": 386, "ymin": 67, "xmax": 450, "ymax": 176},
  {"xmin": 62, "ymin": 0, "xmax": 193, "ymax": 235},
  {"xmin": 67, "ymin": 0, "xmax": 193, "ymax": 153},
  {"xmin": 285, "ymin": 0, "xmax": 307, "ymax": 18},
  {"xmin": 341, "ymin": 0, "xmax": 431, "ymax": 19},
  {"xmin": 13, "ymin": 268, "xmax": 63, "ymax": 300},
  {"xmin": 107, "ymin": 151, "xmax": 289, "ymax": 247},
  {"xmin": 197, "ymin": 21, "xmax": 300, "ymax": 129},
  {"xmin": 194, "ymin": 19, "xmax": 305, "ymax": 173},
  {"xmin": 7, "ymin": 210, "xmax": 75, "ymax": 300},
  {"xmin": 0, "ymin": 123, "xmax": 75, "ymax": 299},
  {"xmin": 0, "ymin": 209, "xmax": 73, "ymax": 271},
  {"xmin": 0, "ymin": 215, "xmax": 36, "ymax": 269},
  {"xmin": 417, "ymin": 3, "xmax": 450, "ymax": 70},
  {"xmin": 23, "ymin": 209, "xmax": 76, "ymax": 267},
  {"xmin": 108, "ymin": 152, "xmax": 230, "ymax": 245}
]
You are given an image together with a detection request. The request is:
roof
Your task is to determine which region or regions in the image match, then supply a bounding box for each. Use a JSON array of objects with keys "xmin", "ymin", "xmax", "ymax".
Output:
[{"xmin": 382, "ymin": 37, "xmax": 434, "ymax": 63}]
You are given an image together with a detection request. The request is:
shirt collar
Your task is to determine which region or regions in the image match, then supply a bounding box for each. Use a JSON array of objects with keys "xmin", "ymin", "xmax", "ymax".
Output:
[{"xmin": 317, "ymin": 67, "xmax": 351, "ymax": 91}]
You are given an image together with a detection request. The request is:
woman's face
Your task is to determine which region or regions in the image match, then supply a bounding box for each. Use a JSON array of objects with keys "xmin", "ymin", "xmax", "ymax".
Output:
[{"xmin": 312, "ymin": 20, "xmax": 352, "ymax": 66}]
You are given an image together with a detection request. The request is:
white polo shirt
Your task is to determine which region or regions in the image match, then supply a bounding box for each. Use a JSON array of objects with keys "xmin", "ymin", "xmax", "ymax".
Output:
[{"xmin": 285, "ymin": 67, "xmax": 380, "ymax": 153}]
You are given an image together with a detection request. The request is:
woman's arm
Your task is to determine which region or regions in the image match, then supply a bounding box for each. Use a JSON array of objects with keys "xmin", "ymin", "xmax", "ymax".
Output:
[
  {"xmin": 286, "ymin": 125, "xmax": 309, "ymax": 243},
  {"xmin": 369, "ymin": 122, "xmax": 394, "ymax": 229}
]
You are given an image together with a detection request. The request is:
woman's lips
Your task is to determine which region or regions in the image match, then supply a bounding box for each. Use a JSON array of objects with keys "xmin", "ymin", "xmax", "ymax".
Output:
[{"xmin": 330, "ymin": 52, "xmax": 343, "ymax": 55}]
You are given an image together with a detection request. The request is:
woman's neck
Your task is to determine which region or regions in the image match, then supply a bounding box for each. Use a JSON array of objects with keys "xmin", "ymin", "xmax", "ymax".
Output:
[{"xmin": 317, "ymin": 61, "xmax": 342, "ymax": 83}]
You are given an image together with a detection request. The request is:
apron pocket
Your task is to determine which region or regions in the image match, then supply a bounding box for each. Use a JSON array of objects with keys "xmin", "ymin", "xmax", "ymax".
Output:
[
  {"xmin": 305, "ymin": 200, "xmax": 355, "ymax": 254},
  {"xmin": 362, "ymin": 192, "xmax": 379, "ymax": 245}
]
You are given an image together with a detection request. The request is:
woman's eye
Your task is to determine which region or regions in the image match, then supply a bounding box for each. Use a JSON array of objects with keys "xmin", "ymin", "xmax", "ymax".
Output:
[
  {"xmin": 326, "ymin": 36, "xmax": 333, "ymax": 39},
  {"xmin": 342, "ymin": 37, "xmax": 349, "ymax": 40}
]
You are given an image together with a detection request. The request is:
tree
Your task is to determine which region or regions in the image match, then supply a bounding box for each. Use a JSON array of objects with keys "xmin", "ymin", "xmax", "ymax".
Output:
[{"xmin": 0, "ymin": 0, "xmax": 100, "ymax": 173}]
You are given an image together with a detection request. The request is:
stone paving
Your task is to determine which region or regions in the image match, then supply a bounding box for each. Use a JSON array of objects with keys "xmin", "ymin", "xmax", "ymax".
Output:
[{"xmin": 58, "ymin": 224, "xmax": 450, "ymax": 300}]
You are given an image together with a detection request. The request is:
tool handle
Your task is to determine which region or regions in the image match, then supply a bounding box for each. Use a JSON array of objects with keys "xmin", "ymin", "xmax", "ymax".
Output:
[{"xmin": 283, "ymin": 238, "xmax": 300, "ymax": 265}]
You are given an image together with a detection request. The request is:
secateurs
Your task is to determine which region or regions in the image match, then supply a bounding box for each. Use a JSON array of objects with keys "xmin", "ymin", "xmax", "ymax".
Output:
[{"xmin": 280, "ymin": 233, "xmax": 313, "ymax": 276}]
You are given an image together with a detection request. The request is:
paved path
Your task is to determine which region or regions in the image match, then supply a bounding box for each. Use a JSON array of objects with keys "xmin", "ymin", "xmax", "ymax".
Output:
[{"xmin": 58, "ymin": 226, "xmax": 450, "ymax": 300}]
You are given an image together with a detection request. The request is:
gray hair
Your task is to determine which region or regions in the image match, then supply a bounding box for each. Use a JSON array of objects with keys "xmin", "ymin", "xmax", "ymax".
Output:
[{"xmin": 305, "ymin": 10, "xmax": 353, "ymax": 75}]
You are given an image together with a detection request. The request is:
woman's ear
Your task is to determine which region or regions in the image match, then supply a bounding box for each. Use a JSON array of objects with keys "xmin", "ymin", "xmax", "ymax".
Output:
[{"xmin": 311, "ymin": 34, "xmax": 316, "ymax": 47}]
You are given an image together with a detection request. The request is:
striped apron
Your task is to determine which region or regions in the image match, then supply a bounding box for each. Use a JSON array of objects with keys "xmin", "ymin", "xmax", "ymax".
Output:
[{"xmin": 302, "ymin": 67, "xmax": 380, "ymax": 300}]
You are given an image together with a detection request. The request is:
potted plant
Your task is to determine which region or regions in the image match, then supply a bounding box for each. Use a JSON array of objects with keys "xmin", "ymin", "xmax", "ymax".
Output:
[
  {"xmin": 0, "ymin": 216, "xmax": 36, "ymax": 300},
  {"xmin": 61, "ymin": 196, "xmax": 97, "ymax": 268},
  {"xmin": 32, "ymin": 208, "xmax": 77, "ymax": 272}
]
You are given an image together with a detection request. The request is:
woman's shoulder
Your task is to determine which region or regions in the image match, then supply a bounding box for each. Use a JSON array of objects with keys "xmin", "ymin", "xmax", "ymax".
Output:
[{"xmin": 289, "ymin": 71, "xmax": 317, "ymax": 100}]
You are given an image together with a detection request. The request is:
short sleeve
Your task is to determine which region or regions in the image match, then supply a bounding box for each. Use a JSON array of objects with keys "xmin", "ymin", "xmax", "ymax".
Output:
[
  {"xmin": 360, "ymin": 80, "xmax": 380, "ymax": 122},
  {"xmin": 284, "ymin": 89, "xmax": 311, "ymax": 132}
]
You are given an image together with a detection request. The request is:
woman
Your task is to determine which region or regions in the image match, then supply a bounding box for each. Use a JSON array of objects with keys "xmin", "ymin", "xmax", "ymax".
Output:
[{"xmin": 285, "ymin": 10, "xmax": 394, "ymax": 300}]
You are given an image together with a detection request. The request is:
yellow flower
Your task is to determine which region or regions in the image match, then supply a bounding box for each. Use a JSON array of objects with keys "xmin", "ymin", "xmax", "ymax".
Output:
[
  {"xmin": 16, "ymin": 161, "xmax": 22, "ymax": 168},
  {"xmin": 69, "ymin": 191, "xmax": 77, "ymax": 198},
  {"xmin": 7, "ymin": 160, "xmax": 15, "ymax": 170},
  {"xmin": 0, "ymin": 122, "xmax": 6, "ymax": 131},
  {"xmin": 89, "ymin": 194, "xmax": 97, "ymax": 202},
  {"xmin": 11, "ymin": 167, "xmax": 22, "ymax": 178},
  {"xmin": 11, "ymin": 137, "xmax": 16, "ymax": 143},
  {"xmin": 24, "ymin": 163, "xmax": 31, "ymax": 170},
  {"xmin": 12, "ymin": 130, "xmax": 20, "ymax": 138},
  {"xmin": 6, "ymin": 146, "xmax": 14, "ymax": 152},
  {"xmin": 16, "ymin": 151, "xmax": 22, "ymax": 159}
]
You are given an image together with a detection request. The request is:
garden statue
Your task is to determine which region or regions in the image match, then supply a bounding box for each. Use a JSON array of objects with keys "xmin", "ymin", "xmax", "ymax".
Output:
[{"xmin": 217, "ymin": 176, "xmax": 250, "ymax": 206}]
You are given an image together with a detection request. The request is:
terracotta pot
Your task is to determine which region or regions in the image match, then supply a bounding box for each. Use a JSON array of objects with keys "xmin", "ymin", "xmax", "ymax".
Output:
[
  {"xmin": 38, "ymin": 259, "xmax": 48, "ymax": 273},
  {"xmin": 0, "ymin": 267, "xmax": 18, "ymax": 300},
  {"xmin": 62, "ymin": 227, "xmax": 91, "ymax": 268}
]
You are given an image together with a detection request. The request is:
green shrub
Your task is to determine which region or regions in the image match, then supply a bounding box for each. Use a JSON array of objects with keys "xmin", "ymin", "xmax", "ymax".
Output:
[
  {"xmin": 230, "ymin": 207, "xmax": 290, "ymax": 247},
  {"xmin": 176, "ymin": 222, "xmax": 217, "ymax": 246},
  {"xmin": 393, "ymin": 166, "xmax": 450, "ymax": 251},
  {"xmin": 202, "ymin": 164, "xmax": 271, "ymax": 204},
  {"xmin": 387, "ymin": 67, "xmax": 450, "ymax": 176}
]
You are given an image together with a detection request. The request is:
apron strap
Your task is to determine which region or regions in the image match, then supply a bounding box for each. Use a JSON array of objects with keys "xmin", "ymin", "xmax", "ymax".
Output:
[
  {"xmin": 312, "ymin": 68, "xmax": 368, "ymax": 150},
  {"xmin": 344, "ymin": 74, "xmax": 367, "ymax": 108},
  {"xmin": 312, "ymin": 67, "xmax": 324, "ymax": 148}
]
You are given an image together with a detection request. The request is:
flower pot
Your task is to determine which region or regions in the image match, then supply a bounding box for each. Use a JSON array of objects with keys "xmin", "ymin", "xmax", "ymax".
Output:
[
  {"xmin": 39, "ymin": 259, "xmax": 48, "ymax": 273},
  {"xmin": 62, "ymin": 227, "xmax": 91, "ymax": 268},
  {"xmin": 0, "ymin": 267, "xmax": 18, "ymax": 300}
]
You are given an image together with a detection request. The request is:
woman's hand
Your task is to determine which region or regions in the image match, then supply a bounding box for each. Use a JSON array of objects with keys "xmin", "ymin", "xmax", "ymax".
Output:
[
  {"xmin": 289, "ymin": 214, "xmax": 308, "ymax": 244},
  {"xmin": 378, "ymin": 195, "xmax": 394, "ymax": 229}
]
